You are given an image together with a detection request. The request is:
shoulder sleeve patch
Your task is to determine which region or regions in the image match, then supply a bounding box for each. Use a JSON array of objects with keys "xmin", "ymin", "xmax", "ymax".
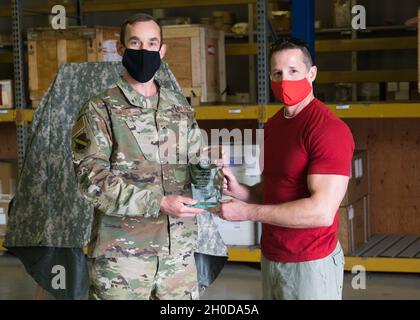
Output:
[{"xmin": 72, "ymin": 117, "xmax": 90, "ymax": 152}]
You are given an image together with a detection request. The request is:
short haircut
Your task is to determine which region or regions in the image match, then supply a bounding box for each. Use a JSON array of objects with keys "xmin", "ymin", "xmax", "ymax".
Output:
[
  {"xmin": 270, "ymin": 37, "xmax": 314, "ymax": 69},
  {"xmin": 120, "ymin": 13, "xmax": 163, "ymax": 46}
]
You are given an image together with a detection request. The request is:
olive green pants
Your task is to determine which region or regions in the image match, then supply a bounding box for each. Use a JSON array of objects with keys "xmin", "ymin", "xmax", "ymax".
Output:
[
  {"xmin": 88, "ymin": 251, "xmax": 199, "ymax": 300},
  {"xmin": 261, "ymin": 243, "xmax": 345, "ymax": 300}
]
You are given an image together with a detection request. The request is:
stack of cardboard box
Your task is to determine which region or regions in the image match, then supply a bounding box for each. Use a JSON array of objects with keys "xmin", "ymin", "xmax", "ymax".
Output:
[
  {"xmin": 0, "ymin": 161, "xmax": 17, "ymax": 237},
  {"xmin": 338, "ymin": 150, "xmax": 369, "ymax": 255}
]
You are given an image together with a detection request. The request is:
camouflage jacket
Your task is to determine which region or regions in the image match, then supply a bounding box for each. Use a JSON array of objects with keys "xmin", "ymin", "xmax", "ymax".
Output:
[{"xmin": 72, "ymin": 76, "xmax": 203, "ymax": 258}]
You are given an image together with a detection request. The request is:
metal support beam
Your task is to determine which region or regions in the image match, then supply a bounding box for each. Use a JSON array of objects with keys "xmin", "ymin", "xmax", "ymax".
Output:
[
  {"xmin": 351, "ymin": 0, "xmax": 358, "ymax": 102},
  {"xmin": 76, "ymin": 0, "xmax": 84, "ymax": 26},
  {"xmin": 256, "ymin": 0, "xmax": 269, "ymax": 104},
  {"xmin": 248, "ymin": 3, "xmax": 256, "ymax": 104},
  {"xmin": 11, "ymin": 0, "xmax": 28, "ymax": 173},
  {"xmin": 292, "ymin": 0, "xmax": 315, "ymax": 63}
]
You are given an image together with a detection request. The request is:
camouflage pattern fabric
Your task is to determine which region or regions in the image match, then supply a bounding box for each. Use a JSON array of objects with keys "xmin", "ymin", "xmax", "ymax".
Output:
[
  {"xmin": 89, "ymin": 251, "xmax": 198, "ymax": 300},
  {"xmin": 4, "ymin": 61, "xmax": 226, "ymax": 258},
  {"xmin": 73, "ymin": 76, "xmax": 200, "ymax": 258},
  {"xmin": 5, "ymin": 62, "xmax": 124, "ymax": 248}
]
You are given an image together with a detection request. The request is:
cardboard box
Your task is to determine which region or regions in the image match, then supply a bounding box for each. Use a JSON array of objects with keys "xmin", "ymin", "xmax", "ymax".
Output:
[
  {"xmin": 27, "ymin": 26, "xmax": 121, "ymax": 108},
  {"xmin": 341, "ymin": 150, "xmax": 368, "ymax": 207},
  {"xmin": 358, "ymin": 83, "xmax": 380, "ymax": 101},
  {"xmin": 0, "ymin": 161, "xmax": 17, "ymax": 196},
  {"xmin": 158, "ymin": 17, "xmax": 191, "ymax": 26},
  {"xmin": 387, "ymin": 82, "xmax": 410, "ymax": 101},
  {"xmin": 338, "ymin": 196, "xmax": 368, "ymax": 255},
  {"xmin": 253, "ymin": 2, "xmax": 291, "ymax": 32},
  {"xmin": 213, "ymin": 216, "xmax": 257, "ymax": 246},
  {"xmin": 162, "ymin": 25, "xmax": 226, "ymax": 105},
  {"xmin": 271, "ymin": 11, "xmax": 291, "ymax": 32},
  {"xmin": 333, "ymin": 0, "xmax": 351, "ymax": 28},
  {"xmin": 226, "ymin": 92, "xmax": 250, "ymax": 104},
  {"xmin": 211, "ymin": 11, "xmax": 235, "ymax": 32},
  {"xmin": 0, "ymin": 197, "xmax": 10, "ymax": 237},
  {"xmin": 0, "ymin": 80, "xmax": 13, "ymax": 109}
]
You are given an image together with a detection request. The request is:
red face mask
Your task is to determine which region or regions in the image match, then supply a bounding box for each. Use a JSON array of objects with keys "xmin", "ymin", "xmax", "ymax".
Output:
[{"xmin": 270, "ymin": 78, "xmax": 312, "ymax": 106}]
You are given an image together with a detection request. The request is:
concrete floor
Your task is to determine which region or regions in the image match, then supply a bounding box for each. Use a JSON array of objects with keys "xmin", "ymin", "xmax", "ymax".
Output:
[
  {"xmin": 202, "ymin": 262, "xmax": 420, "ymax": 300},
  {"xmin": 1, "ymin": 252, "xmax": 420, "ymax": 300}
]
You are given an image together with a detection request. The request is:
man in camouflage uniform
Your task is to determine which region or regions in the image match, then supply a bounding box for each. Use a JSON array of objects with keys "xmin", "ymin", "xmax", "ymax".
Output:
[{"xmin": 72, "ymin": 13, "xmax": 207, "ymax": 300}]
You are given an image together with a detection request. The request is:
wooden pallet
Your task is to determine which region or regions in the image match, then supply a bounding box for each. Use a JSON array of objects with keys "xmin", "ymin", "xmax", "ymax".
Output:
[{"xmin": 353, "ymin": 234, "xmax": 420, "ymax": 258}]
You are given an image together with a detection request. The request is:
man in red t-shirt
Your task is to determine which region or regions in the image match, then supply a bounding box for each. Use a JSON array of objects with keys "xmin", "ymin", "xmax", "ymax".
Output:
[{"xmin": 210, "ymin": 38, "xmax": 354, "ymax": 300}]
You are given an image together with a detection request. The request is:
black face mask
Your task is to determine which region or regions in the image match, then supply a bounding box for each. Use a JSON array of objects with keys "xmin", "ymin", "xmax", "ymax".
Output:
[{"xmin": 122, "ymin": 48, "xmax": 161, "ymax": 83}]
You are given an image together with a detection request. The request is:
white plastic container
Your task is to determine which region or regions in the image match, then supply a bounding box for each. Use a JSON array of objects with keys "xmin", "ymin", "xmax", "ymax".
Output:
[
  {"xmin": 225, "ymin": 144, "xmax": 262, "ymax": 186},
  {"xmin": 213, "ymin": 215, "xmax": 257, "ymax": 246}
]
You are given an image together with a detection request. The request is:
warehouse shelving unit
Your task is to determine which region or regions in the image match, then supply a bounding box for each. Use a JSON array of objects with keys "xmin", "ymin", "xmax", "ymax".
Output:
[
  {"xmin": 11, "ymin": 0, "xmax": 29, "ymax": 172},
  {"xmin": 213, "ymin": 0, "xmax": 420, "ymax": 274},
  {"xmin": 0, "ymin": 0, "xmax": 257, "ymax": 17},
  {"xmin": 316, "ymin": 30, "xmax": 417, "ymax": 98},
  {"xmin": 0, "ymin": 1, "xmax": 29, "ymax": 169},
  {"xmin": 2, "ymin": 0, "xmax": 420, "ymax": 275}
]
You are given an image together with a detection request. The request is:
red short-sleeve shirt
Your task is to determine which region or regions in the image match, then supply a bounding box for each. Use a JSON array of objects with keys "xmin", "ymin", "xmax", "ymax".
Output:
[{"xmin": 262, "ymin": 98, "xmax": 355, "ymax": 263}]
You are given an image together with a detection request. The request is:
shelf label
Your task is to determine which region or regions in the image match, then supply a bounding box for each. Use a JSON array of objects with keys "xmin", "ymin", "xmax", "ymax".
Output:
[
  {"xmin": 336, "ymin": 104, "xmax": 350, "ymax": 110},
  {"xmin": 0, "ymin": 110, "xmax": 8, "ymax": 114},
  {"xmin": 228, "ymin": 109, "xmax": 241, "ymax": 114}
]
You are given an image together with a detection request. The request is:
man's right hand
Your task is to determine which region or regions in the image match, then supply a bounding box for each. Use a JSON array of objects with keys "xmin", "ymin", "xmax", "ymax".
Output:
[
  {"xmin": 223, "ymin": 167, "xmax": 263, "ymax": 204},
  {"xmin": 160, "ymin": 195, "xmax": 205, "ymax": 218},
  {"xmin": 223, "ymin": 167, "xmax": 243, "ymax": 198}
]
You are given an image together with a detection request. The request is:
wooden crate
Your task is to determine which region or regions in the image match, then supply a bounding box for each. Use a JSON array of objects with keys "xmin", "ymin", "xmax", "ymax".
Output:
[
  {"xmin": 28, "ymin": 26, "xmax": 120, "ymax": 108},
  {"xmin": 0, "ymin": 161, "xmax": 17, "ymax": 196},
  {"xmin": 0, "ymin": 195, "xmax": 12, "ymax": 237},
  {"xmin": 345, "ymin": 118, "xmax": 420, "ymax": 236},
  {"xmin": 339, "ymin": 196, "xmax": 369, "ymax": 255},
  {"xmin": 162, "ymin": 24, "xmax": 226, "ymax": 105},
  {"xmin": 0, "ymin": 80, "xmax": 13, "ymax": 109},
  {"xmin": 341, "ymin": 150, "xmax": 369, "ymax": 206}
]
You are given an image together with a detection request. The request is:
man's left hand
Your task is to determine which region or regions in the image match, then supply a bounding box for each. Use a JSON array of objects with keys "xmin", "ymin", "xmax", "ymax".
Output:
[{"xmin": 208, "ymin": 198, "xmax": 255, "ymax": 221}]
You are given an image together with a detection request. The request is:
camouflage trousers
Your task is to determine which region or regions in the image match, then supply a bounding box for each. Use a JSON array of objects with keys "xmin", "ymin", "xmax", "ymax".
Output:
[{"xmin": 88, "ymin": 251, "xmax": 199, "ymax": 300}]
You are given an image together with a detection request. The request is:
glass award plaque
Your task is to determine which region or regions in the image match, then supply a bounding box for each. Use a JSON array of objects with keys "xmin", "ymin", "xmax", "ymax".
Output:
[{"xmin": 189, "ymin": 157, "xmax": 224, "ymax": 209}]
